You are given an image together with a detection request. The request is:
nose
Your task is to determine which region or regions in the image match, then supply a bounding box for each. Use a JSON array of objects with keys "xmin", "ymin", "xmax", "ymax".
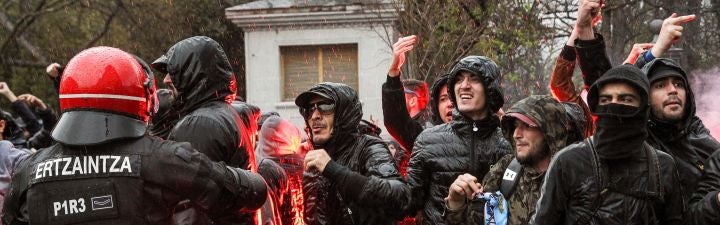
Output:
[
  {"xmin": 459, "ymin": 77, "xmax": 471, "ymax": 89},
  {"xmin": 163, "ymin": 74, "xmax": 173, "ymax": 85},
  {"xmin": 310, "ymin": 107, "xmax": 322, "ymax": 120},
  {"xmin": 667, "ymin": 83, "xmax": 679, "ymax": 95}
]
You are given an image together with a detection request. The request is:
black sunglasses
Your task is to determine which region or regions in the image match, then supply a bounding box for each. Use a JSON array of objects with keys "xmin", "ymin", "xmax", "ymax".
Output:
[{"xmin": 300, "ymin": 102, "xmax": 335, "ymax": 118}]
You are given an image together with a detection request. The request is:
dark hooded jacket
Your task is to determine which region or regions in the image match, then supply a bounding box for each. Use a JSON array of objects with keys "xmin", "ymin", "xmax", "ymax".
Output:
[
  {"xmin": 445, "ymin": 95, "xmax": 583, "ymax": 225},
  {"xmin": 689, "ymin": 150, "xmax": 720, "ymax": 225},
  {"xmin": 299, "ymin": 82, "xmax": 410, "ymax": 225},
  {"xmin": 642, "ymin": 58, "xmax": 720, "ymax": 202},
  {"xmin": 382, "ymin": 74, "xmax": 449, "ymax": 152},
  {"xmin": 639, "ymin": 59, "xmax": 720, "ymax": 225},
  {"xmin": 531, "ymin": 65, "xmax": 685, "ymax": 225},
  {"xmin": 152, "ymin": 36, "xmax": 254, "ymax": 225},
  {"xmin": 255, "ymin": 115, "xmax": 304, "ymax": 225},
  {"xmin": 152, "ymin": 36, "xmax": 248, "ymax": 169},
  {"xmin": 406, "ymin": 56, "xmax": 511, "ymax": 225}
]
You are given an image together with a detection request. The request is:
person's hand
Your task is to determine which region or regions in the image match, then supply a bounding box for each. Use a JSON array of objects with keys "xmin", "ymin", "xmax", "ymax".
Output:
[
  {"xmin": 623, "ymin": 43, "xmax": 654, "ymax": 65},
  {"xmin": 388, "ymin": 35, "xmax": 417, "ymax": 77},
  {"xmin": 304, "ymin": 149, "xmax": 332, "ymax": 173},
  {"xmin": 575, "ymin": 0, "xmax": 603, "ymax": 40},
  {"xmin": 445, "ymin": 173, "xmax": 483, "ymax": 210},
  {"xmin": 18, "ymin": 94, "xmax": 47, "ymax": 111},
  {"xmin": 46, "ymin": 63, "xmax": 62, "ymax": 78},
  {"xmin": 0, "ymin": 82, "xmax": 18, "ymax": 102},
  {"xmin": 651, "ymin": 13, "xmax": 696, "ymax": 58}
]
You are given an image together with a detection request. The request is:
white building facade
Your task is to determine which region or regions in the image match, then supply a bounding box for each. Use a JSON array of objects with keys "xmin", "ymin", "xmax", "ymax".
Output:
[{"xmin": 226, "ymin": 0, "xmax": 399, "ymax": 134}]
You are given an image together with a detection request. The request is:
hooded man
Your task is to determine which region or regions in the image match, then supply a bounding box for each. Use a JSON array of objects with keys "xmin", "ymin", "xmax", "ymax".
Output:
[
  {"xmin": 444, "ymin": 95, "xmax": 584, "ymax": 225},
  {"xmin": 152, "ymin": 36, "xmax": 256, "ymax": 224},
  {"xmin": 406, "ymin": 56, "xmax": 511, "ymax": 225},
  {"xmin": 297, "ymin": 82, "xmax": 410, "ymax": 225},
  {"xmin": 640, "ymin": 59, "xmax": 720, "ymax": 225},
  {"xmin": 530, "ymin": 65, "xmax": 685, "ymax": 225},
  {"xmin": 642, "ymin": 58, "xmax": 720, "ymax": 201}
]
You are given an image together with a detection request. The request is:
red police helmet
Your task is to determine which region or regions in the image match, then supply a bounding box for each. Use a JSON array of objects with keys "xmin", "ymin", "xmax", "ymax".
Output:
[{"xmin": 52, "ymin": 46, "xmax": 158, "ymax": 146}]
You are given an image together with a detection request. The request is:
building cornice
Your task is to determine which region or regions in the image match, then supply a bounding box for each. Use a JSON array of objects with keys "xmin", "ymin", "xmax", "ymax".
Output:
[{"xmin": 226, "ymin": 3, "xmax": 400, "ymax": 31}]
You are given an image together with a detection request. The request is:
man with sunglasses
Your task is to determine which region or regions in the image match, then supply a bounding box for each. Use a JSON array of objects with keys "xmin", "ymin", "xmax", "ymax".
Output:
[{"xmin": 296, "ymin": 82, "xmax": 410, "ymax": 225}]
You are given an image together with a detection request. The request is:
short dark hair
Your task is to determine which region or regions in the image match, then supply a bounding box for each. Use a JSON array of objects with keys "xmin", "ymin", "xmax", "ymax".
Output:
[{"xmin": 402, "ymin": 79, "xmax": 429, "ymax": 109}]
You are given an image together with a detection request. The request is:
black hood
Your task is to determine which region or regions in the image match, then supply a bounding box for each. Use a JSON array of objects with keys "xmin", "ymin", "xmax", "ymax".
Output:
[
  {"xmin": 447, "ymin": 55, "xmax": 504, "ymax": 115},
  {"xmin": 152, "ymin": 36, "xmax": 237, "ymax": 115},
  {"xmin": 588, "ymin": 65, "xmax": 650, "ymax": 114},
  {"xmin": 295, "ymin": 82, "xmax": 362, "ymax": 151},
  {"xmin": 428, "ymin": 73, "xmax": 450, "ymax": 125},
  {"xmin": 641, "ymin": 58, "xmax": 696, "ymax": 130}
]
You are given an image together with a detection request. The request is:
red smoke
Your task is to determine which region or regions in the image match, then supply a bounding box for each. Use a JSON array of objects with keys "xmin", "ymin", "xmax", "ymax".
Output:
[{"xmin": 690, "ymin": 68, "xmax": 720, "ymax": 139}]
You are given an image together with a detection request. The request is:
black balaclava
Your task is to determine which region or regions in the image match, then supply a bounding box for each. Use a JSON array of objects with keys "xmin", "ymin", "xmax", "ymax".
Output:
[{"xmin": 587, "ymin": 65, "xmax": 651, "ymax": 160}]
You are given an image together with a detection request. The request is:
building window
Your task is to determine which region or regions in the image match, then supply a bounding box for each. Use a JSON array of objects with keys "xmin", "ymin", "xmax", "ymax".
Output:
[{"xmin": 281, "ymin": 44, "xmax": 358, "ymax": 101}]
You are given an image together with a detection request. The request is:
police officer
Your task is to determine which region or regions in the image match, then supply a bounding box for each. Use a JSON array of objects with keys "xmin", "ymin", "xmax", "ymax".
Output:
[{"xmin": 2, "ymin": 46, "xmax": 267, "ymax": 225}]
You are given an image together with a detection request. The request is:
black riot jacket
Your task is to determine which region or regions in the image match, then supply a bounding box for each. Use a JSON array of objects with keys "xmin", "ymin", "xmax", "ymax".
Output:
[
  {"xmin": 2, "ymin": 135, "xmax": 267, "ymax": 225},
  {"xmin": 300, "ymin": 82, "xmax": 410, "ymax": 225},
  {"xmin": 406, "ymin": 56, "xmax": 511, "ymax": 225},
  {"xmin": 153, "ymin": 36, "xmax": 251, "ymax": 169}
]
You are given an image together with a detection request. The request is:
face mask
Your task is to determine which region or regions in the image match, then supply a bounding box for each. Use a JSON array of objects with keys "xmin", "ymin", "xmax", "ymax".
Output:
[{"xmin": 594, "ymin": 103, "xmax": 648, "ymax": 160}]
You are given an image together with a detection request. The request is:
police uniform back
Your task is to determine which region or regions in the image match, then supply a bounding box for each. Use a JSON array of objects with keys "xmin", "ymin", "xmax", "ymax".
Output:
[{"xmin": 2, "ymin": 47, "xmax": 267, "ymax": 225}]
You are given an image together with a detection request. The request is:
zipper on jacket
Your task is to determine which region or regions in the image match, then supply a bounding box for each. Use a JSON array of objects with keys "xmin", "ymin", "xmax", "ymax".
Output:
[{"xmin": 473, "ymin": 122, "xmax": 478, "ymax": 132}]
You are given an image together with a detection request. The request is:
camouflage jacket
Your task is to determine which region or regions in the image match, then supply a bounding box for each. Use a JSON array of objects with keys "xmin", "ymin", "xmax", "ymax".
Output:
[
  {"xmin": 445, "ymin": 95, "xmax": 582, "ymax": 225},
  {"xmin": 444, "ymin": 154, "xmax": 545, "ymax": 225}
]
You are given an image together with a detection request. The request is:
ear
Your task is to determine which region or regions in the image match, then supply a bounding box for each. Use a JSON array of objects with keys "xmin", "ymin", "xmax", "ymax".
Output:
[
  {"xmin": 0, "ymin": 120, "xmax": 5, "ymax": 132},
  {"xmin": 408, "ymin": 95, "xmax": 417, "ymax": 107}
]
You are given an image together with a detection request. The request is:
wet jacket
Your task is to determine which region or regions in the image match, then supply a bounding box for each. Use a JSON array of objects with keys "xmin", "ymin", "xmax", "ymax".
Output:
[
  {"xmin": 382, "ymin": 74, "xmax": 448, "ymax": 152},
  {"xmin": 301, "ymin": 83, "xmax": 410, "ymax": 225},
  {"xmin": 158, "ymin": 36, "xmax": 247, "ymax": 168},
  {"xmin": 2, "ymin": 135, "xmax": 267, "ymax": 225},
  {"xmin": 640, "ymin": 59, "xmax": 720, "ymax": 204},
  {"xmin": 446, "ymin": 96, "xmax": 581, "ymax": 225},
  {"xmin": 155, "ymin": 36, "xmax": 253, "ymax": 224},
  {"xmin": 531, "ymin": 66, "xmax": 685, "ymax": 225},
  {"xmin": 256, "ymin": 116, "xmax": 304, "ymax": 225},
  {"xmin": 406, "ymin": 56, "xmax": 511, "ymax": 225},
  {"xmin": 689, "ymin": 150, "xmax": 720, "ymax": 225}
]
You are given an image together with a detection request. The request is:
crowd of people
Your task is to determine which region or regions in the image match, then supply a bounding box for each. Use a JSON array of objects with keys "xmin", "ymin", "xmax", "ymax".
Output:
[{"xmin": 0, "ymin": 0, "xmax": 717, "ymax": 224}]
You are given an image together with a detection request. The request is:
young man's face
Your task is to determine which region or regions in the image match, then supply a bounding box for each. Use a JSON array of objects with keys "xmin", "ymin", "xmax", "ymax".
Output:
[
  {"xmin": 453, "ymin": 72, "xmax": 487, "ymax": 120},
  {"xmin": 437, "ymin": 85, "xmax": 453, "ymax": 123},
  {"xmin": 598, "ymin": 82, "xmax": 641, "ymax": 107},
  {"xmin": 513, "ymin": 119, "xmax": 548, "ymax": 166},
  {"xmin": 650, "ymin": 77, "xmax": 687, "ymax": 122},
  {"xmin": 306, "ymin": 97, "xmax": 335, "ymax": 145}
]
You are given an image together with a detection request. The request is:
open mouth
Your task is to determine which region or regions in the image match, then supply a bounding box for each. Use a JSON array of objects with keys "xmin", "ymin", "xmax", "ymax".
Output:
[{"xmin": 459, "ymin": 93, "xmax": 473, "ymax": 100}]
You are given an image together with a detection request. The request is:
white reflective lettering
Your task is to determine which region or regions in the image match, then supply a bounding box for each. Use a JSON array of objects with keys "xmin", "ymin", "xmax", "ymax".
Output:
[
  {"xmin": 53, "ymin": 202, "xmax": 61, "ymax": 216},
  {"xmin": 61, "ymin": 157, "xmax": 72, "ymax": 175},
  {"xmin": 120, "ymin": 157, "xmax": 132, "ymax": 173},
  {"xmin": 109, "ymin": 156, "xmax": 121, "ymax": 173}
]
